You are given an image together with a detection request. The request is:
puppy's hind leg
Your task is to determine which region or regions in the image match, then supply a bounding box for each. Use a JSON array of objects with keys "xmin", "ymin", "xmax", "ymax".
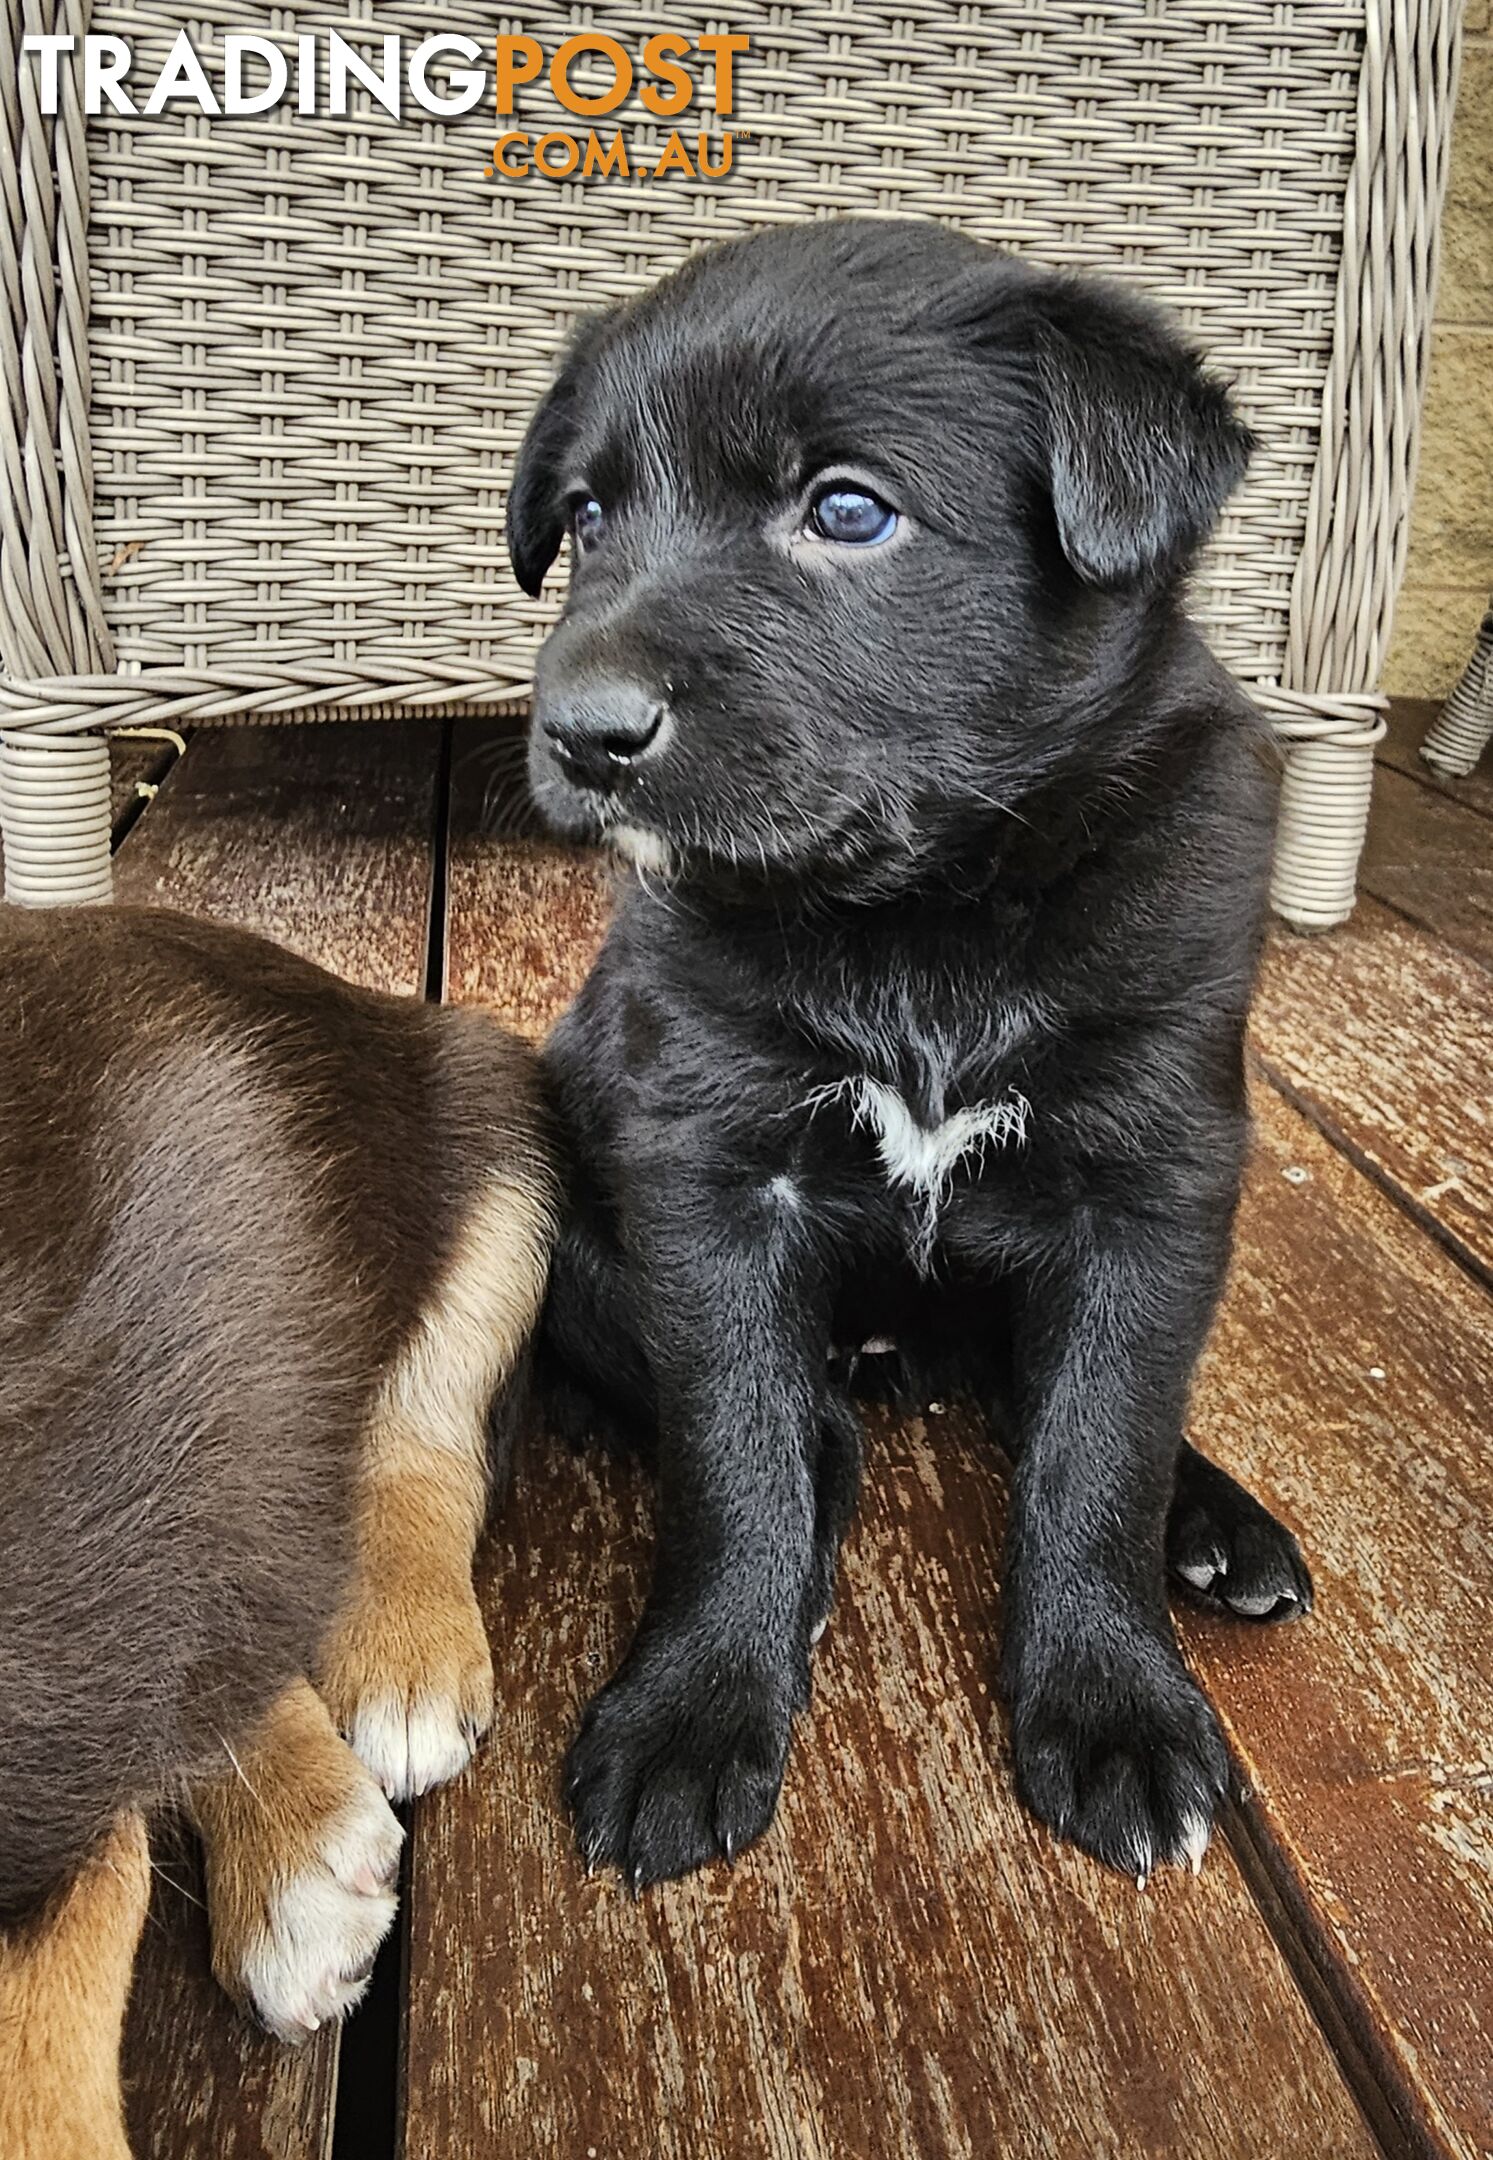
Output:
[
  {"xmin": 1168, "ymin": 1441, "xmax": 1313, "ymax": 1622},
  {"xmin": 0, "ymin": 1811, "xmax": 150, "ymax": 2160},
  {"xmin": 540, "ymin": 1201, "xmax": 658, "ymax": 1459},
  {"xmin": 193, "ymin": 1679, "xmax": 403, "ymax": 2043},
  {"xmin": 317, "ymin": 1175, "xmax": 552, "ymax": 1802}
]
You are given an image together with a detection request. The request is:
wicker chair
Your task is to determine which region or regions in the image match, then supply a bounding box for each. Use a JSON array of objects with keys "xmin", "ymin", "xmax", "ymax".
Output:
[{"xmin": 0, "ymin": 2, "xmax": 1463, "ymax": 927}]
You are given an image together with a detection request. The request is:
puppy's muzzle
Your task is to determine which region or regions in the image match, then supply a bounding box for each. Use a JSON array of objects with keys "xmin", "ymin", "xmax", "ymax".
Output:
[{"xmin": 539, "ymin": 679, "xmax": 667, "ymax": 794}]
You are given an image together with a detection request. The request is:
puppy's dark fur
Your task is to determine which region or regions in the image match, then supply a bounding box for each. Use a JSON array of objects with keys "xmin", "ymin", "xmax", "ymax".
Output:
[
  {"xmin": 0, "ymin": 904, "xmax": 548, "ymax": 1927},
  {"xmin": 509, "ymin": 217, "xmax": 1312, "ymax": 1890}
]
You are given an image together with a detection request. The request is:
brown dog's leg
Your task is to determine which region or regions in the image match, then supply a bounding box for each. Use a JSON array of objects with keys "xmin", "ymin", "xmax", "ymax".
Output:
[
  {"xmin": 192, "ymin": 1678, "xmax": 403, "ymax": 2043},
  {"xmin": 0, "ymin": 1811, "xmax": 150, "ymax": 2160},
  {"xmin": 316, "ymin": 1175, "xmax": 551, "ymax": 1801}
]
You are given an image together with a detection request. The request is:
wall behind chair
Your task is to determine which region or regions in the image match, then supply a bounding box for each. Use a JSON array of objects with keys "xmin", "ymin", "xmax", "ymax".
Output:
[{"xmin": 1384, "ymin": 8, "xmax": 1493, "ymax": 699}]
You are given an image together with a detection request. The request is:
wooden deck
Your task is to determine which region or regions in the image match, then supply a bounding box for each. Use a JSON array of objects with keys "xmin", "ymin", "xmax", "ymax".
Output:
[{"xmin": 23, "ymin": 704, "xmax": 1489, "ymax": 2158}]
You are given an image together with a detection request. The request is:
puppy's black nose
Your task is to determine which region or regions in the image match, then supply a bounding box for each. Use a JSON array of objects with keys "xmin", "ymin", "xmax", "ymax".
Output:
[{"xmin": 540, "ymin": 682, "xmax": 666, "ymax": 790}]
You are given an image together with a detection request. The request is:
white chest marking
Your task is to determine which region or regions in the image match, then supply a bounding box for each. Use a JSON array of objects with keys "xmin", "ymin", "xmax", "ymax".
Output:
[
  {"xmin": 808, "ymin": 1076, "xmax": 1030, "ymax": 1270},
  {"xmin": 833, "ymin": 1075, "xmax": 1031, "ymax": 1196}
]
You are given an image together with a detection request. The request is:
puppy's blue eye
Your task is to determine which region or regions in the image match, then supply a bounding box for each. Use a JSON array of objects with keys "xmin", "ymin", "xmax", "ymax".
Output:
[
  {"xmin": 809, "ymin": 487, "xmax": 897, "ymax": 546},
  {"xmin": 573, "ymin": 497, "xmax": 605, "ymax": 550}
]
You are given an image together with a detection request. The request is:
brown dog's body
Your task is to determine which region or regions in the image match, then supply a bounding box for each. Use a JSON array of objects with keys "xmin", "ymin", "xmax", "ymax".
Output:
[{"xmin": 0, "ymin": 905, "xmax": 553, "ymax": 2156}]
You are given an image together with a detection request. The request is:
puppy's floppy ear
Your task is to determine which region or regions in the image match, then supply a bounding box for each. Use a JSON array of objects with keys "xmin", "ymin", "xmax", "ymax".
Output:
[
  {"xmin": 1033, "ymin": 282, "xmax": 1253, "ymax": 590},
  {"xmin": 506, "ymin": 317, "xmax": 607, "ymax": 599}
]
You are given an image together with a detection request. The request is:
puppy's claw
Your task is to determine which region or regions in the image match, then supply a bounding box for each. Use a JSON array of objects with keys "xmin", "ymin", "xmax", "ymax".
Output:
[{"xmin": 1178, "ymin": 1813, "xmax": 1211, "ymax": 1876}]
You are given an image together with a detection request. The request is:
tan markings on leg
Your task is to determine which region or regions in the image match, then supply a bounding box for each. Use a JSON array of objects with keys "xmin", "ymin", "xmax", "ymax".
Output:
[
  {"xmin": 0, "ymin": 1810, "xmax": 150, "ymax": 2160},
  {"xmin": 317, "ymin": 1173, "xmax": 552, "ymax": 1801},
  {"xmin": 191, "ymin": 1677, "xmax": 403, "ymax": 2045}
]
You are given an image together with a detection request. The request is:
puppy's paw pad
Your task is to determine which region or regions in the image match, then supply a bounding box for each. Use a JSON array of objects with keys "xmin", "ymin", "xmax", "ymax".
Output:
[
  {"xmin": 345, "ymin": 1693, "xmax": 487, "ymax": 1803},
  {"xmin": 229, "ymin": 1780, "xmax": 402, "ymax": 2044},
  {"xmin": 1167, "ymin": 1484, "xmax": 1313, "ymax": 1623},
  {"xmin": 1013, "ymin": 1654, "xmax": 1228, "ymax": 1883},
  {"xmin": 567, "ymin": 1654, "xmax": 791, "ymax": 1890},
  {"xmin": 321, "ymin": 1589, "xmax": 495, "ymax": 1802}
]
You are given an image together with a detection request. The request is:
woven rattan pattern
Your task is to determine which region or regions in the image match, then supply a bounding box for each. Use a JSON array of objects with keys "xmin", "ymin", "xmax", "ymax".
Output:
[{"xmin": 63, "ymin": 0, "xmax": 1370, "ymax": 718}]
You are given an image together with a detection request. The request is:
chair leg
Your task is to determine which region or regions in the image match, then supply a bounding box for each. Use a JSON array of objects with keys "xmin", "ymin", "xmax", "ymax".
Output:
[
  {"xmin": 1268, "ymin": 734, "xmax": 1378, "ymax": 934},
  {"xmin": 1421, "ymin": 608, "xmax": 1493, "ymax": 779},
  {"xmin": 0, "ymin": 731, "xmax": 113, "ymax": 906}
]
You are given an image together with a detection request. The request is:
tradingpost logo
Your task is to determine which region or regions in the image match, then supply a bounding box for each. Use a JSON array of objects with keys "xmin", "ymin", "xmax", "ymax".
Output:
[
  {"xmin": 492, "ymin": 30, "xmax": 749, "ymax": 183},
  {"xmin": 18, "ymin": 26, "xmax": 753, "ymax": 185}
]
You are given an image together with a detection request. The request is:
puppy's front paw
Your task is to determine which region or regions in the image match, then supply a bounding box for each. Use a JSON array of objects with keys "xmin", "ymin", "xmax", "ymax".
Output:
[
  {"xmin": 319, "ymin": 1584, "xmax": 495, "ymax": 1802},
  {"xmin": 1009, "ymin": 1637, "xmax": 1228, "ymax": 1884},
  {"xmin": 566, "ymin": 1645, "xmax": 794, "ymax": 1890},
  {"xmin": 206, "ymin": 1756, "xmax": 403, "ymax": 2044}
]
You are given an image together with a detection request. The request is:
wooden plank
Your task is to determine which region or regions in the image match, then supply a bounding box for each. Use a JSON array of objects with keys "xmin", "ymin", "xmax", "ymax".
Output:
[
  {"xmin": 112, "ymin": 720, "xmax": 439, "ymax": 987},
  {"xmin": 1183, "ymin": 1080, "xmax": 1493, "ymax": 2160},
  {"xmin": 407, "ymin": 1420, "xmax": 1379, "ymax": 2160},
  {"xmin": 108, "ymin": 734, "xmax": 184, "ymax": 827},
  {"xmin": 442, "ymin": 719, "xmax": 611, "ymax": 1044},
  {"xmin": 412, "ymin": 819, "xmax": 1381, "ymax": 2160},
  {"xmin": 115, "ymin": 718, "xmax": 441, "ymax": 2160},
  {"xmin": 1357, "ymin": 763, "xmax": 1493, "ymax": 973},
  {"xmin": 1379, "ymin": 701, "xmax": 1493, "ymax": 823},
  {"xmin": 1250, "ymin": 903, "xmax": 1492, "ymax": 1285}
]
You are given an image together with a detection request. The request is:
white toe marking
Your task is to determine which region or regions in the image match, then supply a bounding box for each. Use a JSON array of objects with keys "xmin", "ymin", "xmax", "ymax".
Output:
[
  {"xmin": 241, "ymin": 1782, "xmax": 402, "ymax": 2045},
  {"xmin": 348, "ymin": 1694, "xmax": 482, "ymax": 1802},
  {"xmin": 1179, "ymin": 1813, "xmax": 1212, "ymax": 1876},
  {"xmin": 1175, "ymin": 1560, "xmax": 1218, "ymax": 1589}
]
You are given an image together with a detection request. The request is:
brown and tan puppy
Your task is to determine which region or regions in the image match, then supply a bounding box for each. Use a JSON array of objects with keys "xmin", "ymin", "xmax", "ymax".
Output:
[{"xmin": 0, "ymin": 904, "xmax": 554, "ymax": 2160}]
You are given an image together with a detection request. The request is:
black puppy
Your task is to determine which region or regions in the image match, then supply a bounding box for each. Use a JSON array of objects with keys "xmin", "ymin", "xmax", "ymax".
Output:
[{"xmin": 509, "ymin": 217, "xmax": 1312, "ymax": 1892}]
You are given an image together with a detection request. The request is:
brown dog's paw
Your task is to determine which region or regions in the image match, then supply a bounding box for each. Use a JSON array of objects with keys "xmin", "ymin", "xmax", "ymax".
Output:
[
  {"xmin": 205, "ymin": 1742, "xmax": 402, "ymax": 2044},
  {"xmin": 318, "ymin": 1586, "xmax": 495, "ymax": 1803}
]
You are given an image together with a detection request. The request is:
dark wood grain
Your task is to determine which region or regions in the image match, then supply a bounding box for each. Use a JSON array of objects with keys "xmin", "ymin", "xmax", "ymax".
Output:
[
  {"xmin": 111, "ymin": 721, "xmax": 439, "ymax": 988},
  {"xmin": 108, "ymin": 735, "xmax": 185, "ymax": 827},
  {"xmin": 442, "ymin": 719, "xmax": 612, "ymax": 1043},
  {"xmin": 1182, "ymin": 1081, "xmax": 1493, "ymax": 2160},
  {"xmin": 416, "ymin": 825, "xmax": 1383, "ymax": 2160},
  {"xmin": 406, "ymin": 1414, "xmax": 1381, "ymax": 2160},
  {"xmin": 114, "ymin": 717, "xmax": 441, "ymax": 2160},
  {"xmin": 1379, "ymin": 702, "xmax": 1493, "ymax": 823},
  {"xmin": 1357, "ymin": 764, "xmax": 1493, "ymax": 972},
  {"xmin": 1250, "ymin": 902, "xmax": 1492, "ymax": 1285}
]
